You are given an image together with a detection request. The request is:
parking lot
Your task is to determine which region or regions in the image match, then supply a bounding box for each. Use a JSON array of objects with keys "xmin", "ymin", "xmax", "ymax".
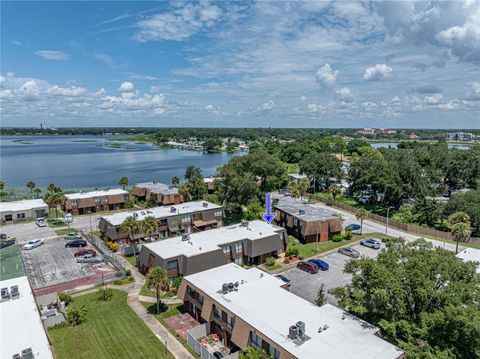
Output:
[
  {"xmin": 21, "ymin": 236, "xmax": 116, "ymax": 294},
  {"xmin": 283, "ymin": 240, "xmax": 386, "ymax": 305}
]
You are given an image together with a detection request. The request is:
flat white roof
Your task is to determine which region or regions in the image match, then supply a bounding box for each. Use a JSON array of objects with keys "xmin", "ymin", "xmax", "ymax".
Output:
[
  {"xmin": 101, "ymin": 200, "xmax": 222, "ymax": 226},
  {"xmin": 144, "ymin": 220, "xmax": 281, "ymax": 259},
  {"xmin": 0, "ymin": 276, "xmax": 54, "ymax": 359},
  {"xmin": 185, "ymin": 264, "xmax": 403, "ymax": 359},
  {"xmin": 0, "ymin": 199, "xmax": 48, "ymax": 213},
  {"xmin": 65, "ymin": 188, "xmax": 128, "ymax": 200},
  {"xmin": 288, "ymin": 173, "xmax": 307, "ymax": 179},
  {"xmin": 456, "ymin": 248, "xmax": 480, "ymax": 273},
  {"xmin": 134, "ymin": 182, "xmax": 179, "ymax": 195}
]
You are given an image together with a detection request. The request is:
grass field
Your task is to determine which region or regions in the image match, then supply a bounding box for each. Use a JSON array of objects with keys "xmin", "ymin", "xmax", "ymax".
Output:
[
  {"xmin": 287, "ymin": 235, "xmax": 358, "ymax": 258},
  {"xmin": 0, "ymin": 245, "xmax": 25, "ymax": 280},
  {"xmin": 54, "ymin": 228, "xmax": 79, "ymax": 236},
  {"xmin": 48, "ymin": 290, "xmax": 174, "ymax": 359}
]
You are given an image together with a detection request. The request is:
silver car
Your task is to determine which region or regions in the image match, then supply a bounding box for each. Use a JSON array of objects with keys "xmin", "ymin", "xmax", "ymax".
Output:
[
  {"xmin": 338, "ymin": 247, "xmax": 360, "ymax": 258},
  {"xmin": 360, "ymin": 239, "xmax": 381, "ymax": 249},
  {"xmin": 77, "ymin": 255, "xmax": 104, "ymax": 264}
]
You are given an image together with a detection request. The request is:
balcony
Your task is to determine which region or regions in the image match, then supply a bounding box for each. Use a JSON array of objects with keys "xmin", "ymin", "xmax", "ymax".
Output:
[{"xmin": 187, "ymin": 323, "xmax": 239, "ymax": 359}]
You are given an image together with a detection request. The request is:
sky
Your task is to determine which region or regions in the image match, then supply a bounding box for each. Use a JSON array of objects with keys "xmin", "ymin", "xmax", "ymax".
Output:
[{"xmin": 1, "ymin": 1, "xmax": 479, "ymax": 129}]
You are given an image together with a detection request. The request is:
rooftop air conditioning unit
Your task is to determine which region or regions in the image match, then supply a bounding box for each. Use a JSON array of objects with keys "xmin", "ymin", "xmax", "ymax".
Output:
[
  {"xmin": 240, "ymin": 220, "xmax": 249, "ymax": 227},
  {"xmin": 202, "ymin": 202, "xmax": 208, "ymax": 208},
  {"xmin": 299, "ymin": 209, "xmax": 305, "ymax": 215},
  {"xmin": 20, "ymin": 348, "xmax": 33, "ymax": 359},
  {"xmin": 289, "ymin": 325, "xmax": 299, "ymax": 340},
  {"xmin": 182, "ymin": 233, "xmax": 190, "ymax": 241},
  {"xmin": 222, "ymin": 283, "xmax": 229, "ymax": 294},
  {"xmin": 296, "ymin": 321, "xmax": 306, "ymax": 336},
  {"xmin": 170, "ymin": 207, "xmax": 176, "ymax": 213},
  {"xmin": 133, "ymin": 213, "xmax": 138, "ymax": 218},
  {"xmin": 12, "ymin": 354, "xmax": 20, "ymax": 359}
]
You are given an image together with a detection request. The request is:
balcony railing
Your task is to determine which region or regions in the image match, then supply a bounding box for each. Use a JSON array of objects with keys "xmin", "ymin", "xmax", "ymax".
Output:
[{"xmin": 187, "ymin": 324, "xmax": 239, "ymax": 359}]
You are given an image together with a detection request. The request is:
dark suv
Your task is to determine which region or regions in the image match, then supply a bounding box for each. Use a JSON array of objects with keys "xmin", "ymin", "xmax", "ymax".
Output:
[
  {"xmin": 65, "ymin": 239, "xmax": 87, "ymax": 248},
  {"xmin": 296, "ymin": 261, "xmax": 318, "ymax": 274}
]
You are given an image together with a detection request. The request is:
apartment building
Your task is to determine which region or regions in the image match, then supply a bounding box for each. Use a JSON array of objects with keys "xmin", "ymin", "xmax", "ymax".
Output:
[
  {"xmin": 137, "ymin": 220, "xmax": 287, "ymax": 277},
  {"xmin": 178, "ymin": 263, "xmax": 405, "ymax": 359},
  {"xmin": 63, "ymin": 188, "xmax": 129, "ymax": 215},
  {"xmin": 132, "ymin": 181, "xmax": 182, "ymax": 205},
  {"xmin": 0, "ymin": 199, "xmax": 48, "ymax": 223},
  {"xmin": 273, "ymin": 197, "xmax": 342, "ymax": 243},
  {"xmin": 98, "ymin": 200, "xmax": 224, "ymax": 242},
  {"xmin": 445, "ymin": 131, "xmax": 475, "ymax": 142}
]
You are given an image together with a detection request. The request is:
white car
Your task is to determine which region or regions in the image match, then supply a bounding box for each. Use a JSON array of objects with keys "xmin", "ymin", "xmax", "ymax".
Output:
[
  {"xmin": 24, "ymin": 239, "xmax": 44, "ymax": 250},
  {"xmin": 64, "ymin": 213, "xmax": 73, "ymax": 224},
  {"xmin": 35, "ymin": 218, "xmax": 47, "ymax": 227}
]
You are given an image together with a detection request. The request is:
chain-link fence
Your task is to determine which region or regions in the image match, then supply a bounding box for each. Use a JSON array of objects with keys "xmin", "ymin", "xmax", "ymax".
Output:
[{"xmin": 82, "ymin": 232, "xmax": 127, "ymax": 271}]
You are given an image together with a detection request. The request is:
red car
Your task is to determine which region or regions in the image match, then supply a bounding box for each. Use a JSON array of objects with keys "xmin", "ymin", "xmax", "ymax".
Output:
[
  {"xmin": 74, "ymin": 248, "xmax": 97, "ymax": 257},
  {"xmin": 296, "ymin": 261, "xmax": 318, "ymax": 274}
]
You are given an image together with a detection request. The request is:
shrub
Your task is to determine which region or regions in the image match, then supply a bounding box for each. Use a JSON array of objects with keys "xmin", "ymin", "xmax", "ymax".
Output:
[
  {"xmin": 67, "ymin": 305, "xmax": 87, "ymax": 326},
  {"xmin": 172, "ymin": 276, "xmax": 183, "ymax": 292},
  {"xmin": 98, "ymin": 287, "xmax": 113, "ymax": 301},
  {"xmin": 285, "ymin": 247, "xmax": 299, "ymax": 257},
  {"xmin": 125, "ymin": 269, "xmax": 132, "ymax": 277},
  {"xmin": 265, "ymin": 256, "xmax": 276, "ymax": 267},
  {"xmin": 344, "ymin": 228, "xmax": 353, "ymax": 240},
  {"xmin": 59, "ymin": 292, "xmax": 72, "ymax": 306},
  {"xmin": 107, "ymin": 241, "xmax": 119, "ymax": 251},
  {"xmin": 331, "ymin": 234, "xmax": 344, "ymax": 242}
]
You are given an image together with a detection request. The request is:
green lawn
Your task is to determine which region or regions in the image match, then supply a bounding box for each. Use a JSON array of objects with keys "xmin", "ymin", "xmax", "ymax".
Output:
[
  {"xmin": 142, "ymin": 302, "xmax": 200, "ymax": 359},
  {"xmin": 124, "ymin": 255, "xmax": 137, "ymax": 267},
  {"xmin": 55, "ymin": 228, "xmax": 79, "ymax": 236},
  {"xmin": 49, "ymin": 290, "xmax": 174, "ymax": 359},
  {"xmin": 287, "ymin": 235, "xmax": 358, "ymax": 258}
]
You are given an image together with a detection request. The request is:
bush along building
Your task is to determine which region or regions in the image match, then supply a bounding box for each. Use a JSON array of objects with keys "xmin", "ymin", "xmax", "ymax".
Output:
[
  {"xmin": 178, "ymin": 263, "xmax": 405, "ymax": 359},
  {"xmin": 98, "ymin": 200, "xmax": 224, "ymax": 242},
  {"xmin": 137, "ymin": 220, "xmax": 287, "ymax": 278},
  {"xmin": 273, "ymin": 196, "xmax": 343, "ymax": 243}
]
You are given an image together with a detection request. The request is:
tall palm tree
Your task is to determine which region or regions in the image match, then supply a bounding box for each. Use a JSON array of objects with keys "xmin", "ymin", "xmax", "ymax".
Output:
[
  {"xmin": 171, "ymin": 176, "xmax": 180, "ymax": 186},
  {"xmin": 142, "ymin": 216, "xmax": 158, "ymax": 241},
  {"xmin": 33, "ymin": 188, "xmax": 42, "ymax": 198},
  {"xmin": 297, "ymin": 178, "xmax": 310, "ymax": 200},
  {"xmin": 121, "ymin": 216, "xmax": 141, "ymax": 256},
  {"xmin": 45, "ymin": 193, "xmax": 63, "ymax": 220},
  {"xmin": 328, "ymin": 184, "xmax": 341, "ymax": 203},
  {"xmin": 448, "ymin": 212, "xmax": 470, "ymax": 226},
  {"xmin": 178, "ymin": 183, "xmax": 192, "ymax": 202},
  {"xmin": 0, "ymin": 181, "xmax": 4, "ymax": 191},
  {"xmin": 26, "ymin": 180, "xmax": 36, "ymax": 194},
  {"xmin": 47, "ymin": 183, "xmax": 58, "ymax": 194},
  {"xmin": 146, "ymin": 267, "xmax": 169, "ymax": 314},
  {"xmin": 451, "ymin": 222, "xmax": 471, "ymax": 254},
  {"xmin": 287, "ymin": 182, "xmax": 301, "ymax": 199},
  {"xmin": 118, "ymin": 176, "xmax": 129, "ymax": 190},
  {"xmin": 355, "ymin": 208, "xmax": 369, "ymax": 235}
]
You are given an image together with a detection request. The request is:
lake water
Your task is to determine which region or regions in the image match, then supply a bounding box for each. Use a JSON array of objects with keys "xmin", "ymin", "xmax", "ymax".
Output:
[{"xmin": 0, "ymin": 136, "xmax": 241, "ymax": 189}]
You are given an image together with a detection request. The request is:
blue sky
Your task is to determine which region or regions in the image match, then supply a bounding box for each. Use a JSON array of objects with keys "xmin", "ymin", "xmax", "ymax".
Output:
[{"xmin": 1, "ymin": 1, "xmax": 479, "ymax": 128}]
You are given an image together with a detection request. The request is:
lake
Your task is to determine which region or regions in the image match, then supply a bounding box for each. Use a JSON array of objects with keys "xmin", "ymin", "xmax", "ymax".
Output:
[{"xmin": 0, "ymin": 136, "xmax": 241, "ymax": 189}]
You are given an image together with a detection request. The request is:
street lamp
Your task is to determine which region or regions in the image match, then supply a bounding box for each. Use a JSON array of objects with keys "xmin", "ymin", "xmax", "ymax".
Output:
[{"xmin": 385, "ymin": 206, "xmax": 394, "ymax": 235}]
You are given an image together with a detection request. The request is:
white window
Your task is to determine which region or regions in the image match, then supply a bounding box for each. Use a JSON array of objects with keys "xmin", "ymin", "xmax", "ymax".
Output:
[
  {"xmin": 16, "ymin": 213, "xmax": 26, "ymax": 219},
  {"xmin": 214, "ymin": 210, "xmax": 223, "ymax": 217},
  {"xmin": 71, "ymin": 200, "xmax": 78, "ymax": 207},
  {"xmin": 269, "ymin": 346, "xmax": 280, "ymax": 359},
  {"xmin": 95, "ymin": 197, "xmax": 101, "ymax": 203},
  {"xmin": 251, "ymin": 332, "xmax": 262, "ymax": 348},
  {"xmin": 167, "ymin": 260, "xmax": 178, "ymax": 271},
  {"xmin": 234, "ymin": 242, "xmax": 243, "ymax": 254},
  {"xmin": 223, "ymin": 245, "xmax": 231, "ymax": 256},
  {"xmin": 182, "ymin": 214, "xmax": 191, "ymax": 223}
]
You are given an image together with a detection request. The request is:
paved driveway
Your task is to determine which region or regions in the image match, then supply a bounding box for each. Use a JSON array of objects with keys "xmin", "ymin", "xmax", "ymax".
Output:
[{"xmin": 284, "ymin": 241, "xmax": 386, "ymax": 305}]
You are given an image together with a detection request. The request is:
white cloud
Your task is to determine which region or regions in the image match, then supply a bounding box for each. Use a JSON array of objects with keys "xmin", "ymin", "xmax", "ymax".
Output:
[
  {"xmin": 300, "ymin": 96, "xmax": 306, "ymax": 102},
  {"xmin": 465, "ymin": 82, "xmax": 480, "ymax": 101},
  {"xmin": 135, "ymin": 2, "xmax": 222, "ymax": 42},
  {"xmin": 34, "ymin": 50, "xmax": 69, "ymax": 61},
  {"xmin": 316, "ymin": 63, "xmax": 337, "ymax": 87},
  {"xmin": 118, "ymin": 81, "xmax": 135, "ymax": 92},
  {"xmin": 14, "ymin": 80, "xmax": 40, "ymax": 100},
  {"xmin": 124, "ymin": 72, "xmax": 158, "ymax": 81},
  {"xmin": 262, "ymin": 100, "xmax": 274, "ymax": 110},
  {"xmin": 363, "ymin": 64, "xmax": 393, "ymax": 81},
  {"xmin": 93, "ymin": 53, "xmax": 114, "ymax": 66},
  {"xmin": 204, "ymin": 104, "xmax": 214, "ymax": 110},
  {"xmin": 11, "ymin": 40, "xmax": 25, "ymax": 46},
  {"xmin": 335, "ymin": 87, "xmax": 355, "ymax": 102},
  {"xmin": 47, "ymin": 86, "xmax": 87, "ymax": 97},
  {"xmin": 424, "ymin": 94, "xmax": 443, "ymax": 105},
  {"xmin": 307, "ymin": 104, "xmax": 318, "ymax": 112}
]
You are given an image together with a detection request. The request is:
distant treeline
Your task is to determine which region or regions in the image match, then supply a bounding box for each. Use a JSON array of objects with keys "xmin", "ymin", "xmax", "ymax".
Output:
[{"xmin": 2, "ymin": 127, "xmax": 479, "ymax": 141}]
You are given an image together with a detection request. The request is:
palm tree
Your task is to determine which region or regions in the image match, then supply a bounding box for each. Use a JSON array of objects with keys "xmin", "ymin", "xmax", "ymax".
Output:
[
  {"xmin": 47, "ymin": 183, "xmax": 59, "ymax": 194},
  {"xmin": 178, "ymin": 183, "xmax": 192, "ymax": 202},
  {"xmin": 287, "ymin": 182, "xmax": 301, "ymax": 199},
  {"xmin": 328, "ymin": 184, "xmax": 341, "ymax": 203},
  {"xmin": 0, "ymin": 181, "xmax": 4, "ymax": 191},
  {"xmin": 146, "ymin": 267, "xmax": 169, "ymax": 314},
  {"xmin": 142, "ymin": 216, "xmax": 158, "ymax": 241},
  {"xmin": 171, "ymin": 176, "xmax": 180, "ymax": 186},
  {"xmin": 448, "ymin": 212, "xmax": 470, "ymax": 226},
  {"xmin": 355, "ymin": 208, "xmax": 369, "ymax": 235},
  {"xmin": 118, "ymin": 176, "xmax": 129, "ymax": 190},
  {"xmin": 45, "ymin": 193, "xmax": 63, "ymax": 221},
  {"xmin": 26, "ymin": 180, "xmax": 36, "ymax": 194},
  {"xmin": 33, "ymin": 188, "xmax": 42, "ymax": 198},
  {"xmin": 449, "ymin": 212, "xmax": 471, "ymax": 254},
  {"xmin": 297, "ymin": 178, "xmax": 310, "ymax": 200},
  {"xmin": 121, "ymin": 216, "xmax": 141, "ymax": 256}
]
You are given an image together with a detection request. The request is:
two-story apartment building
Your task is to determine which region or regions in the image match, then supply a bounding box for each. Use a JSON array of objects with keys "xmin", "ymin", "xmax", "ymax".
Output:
[
  {"xmin": 63, "ymin": 189, "xmax": 129, "ymax": 215},
  {"xmin": 137, "ymin": 220, "xmax": 287, "ymax": 277},
  {"xmin": 273, "ymin": 197, "xmax": 342, "ymax": 243},
  {"xmin": 178, "ymin": 263, "xmax": 405, "ymax": 359},
  {"xmin": 0, "ymin": 199, "xmax": 48, "ymax": 223},
  {"xmin": 132, "ymin": 181, "xmax": 182, "ymax": 205},
  {"xmin": 98, "ymin": 200, "xmax": 224, "ymax": 242}
]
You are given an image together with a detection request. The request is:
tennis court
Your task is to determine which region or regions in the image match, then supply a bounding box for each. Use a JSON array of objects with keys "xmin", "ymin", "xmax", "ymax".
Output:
[{"xmin": 0, "ymin": 245, "xmax": 25, "ymax": 281}]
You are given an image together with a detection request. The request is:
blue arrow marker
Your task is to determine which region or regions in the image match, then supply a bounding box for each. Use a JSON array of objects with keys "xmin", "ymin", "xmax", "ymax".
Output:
[{"xmin": 261, "ymin": 192, "xmax": 274, "ymax": 224}]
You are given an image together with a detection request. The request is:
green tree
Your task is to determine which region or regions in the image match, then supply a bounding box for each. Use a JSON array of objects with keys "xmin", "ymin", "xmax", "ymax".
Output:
[
  {"xmin": 243, "ymin": 202, "xmax": 264, "ymax": 221},
  {"xmin": 67, "ymin": 305, "xmax": 87, "ymax": 327},
  {"xmin": 44, "ymin": 193, "xmax": 63, "ymax": 220},
  {"xmin": 287, "ymin": 182, "xmax": 301, "ymax": 199},
  {"xmin": 297, "ymin": 178, "xmax": 310, "ymax": 200},
  {"xmin": 146, "ymin": 193, "xmax": 159, "ymax": 208},
  {"xmin": 171, "ymin": 176, "xmax": 180, "ymax": 186},
  {"xmin": 202, "ymin": 137, "xmax": 222, "ymax": 152},
  {"xmin": 142, "ymin": 216, "xmax": 158, "ymax": 240},
  {"xmin": 118, "ymin": 176, "xmax": 129, "ymax": 190},
  {"xmin": 33, "ymin": 187, "xmax": 42, "ymax": 198},
  {"xmin": 184, "ymin": 165, "xmax": 205, "ymax": 200},
  {"xmin": 97, "ymin": 287, "xmax": 113, "ymax": 301},
  {"xmin": 146, "ymin": 267, "xmax": 169, "ymax": 314},
  {"xmin": 315, "ymin": 284, "xmax": 327, "ymax": 306},
  {"xmin": 121, "ymin": 216, "xmax": 141, "ymax": 256},
  {"xmin": 239, "ymin": 346, "xmax": 272, "ymax": 359},
  {"xmin": 451, "ymin": 222, "xmax": 471, "ymax": 254},
  {"xmin": 445, "ymin": 189, "xmax": 480, "ymax": 236},
  {"xmin": 355, "ymin": 208, "xmax": 369, "ymax": 235},
  {"xmin": 448, "ymin": 211, "xmax": 470, "ymax": 226},
  {"xmin": 26, "ymin": 180, "xmax": 36, "ymax": 194},
  {"xmin": 0, "ymin": 181, "xmax": 4, "ymax": 191},
  {"xmin": 331, "ymin": 239, "xmax": 480, "ymax": 359},
  {"xmin": 328, "ymin": 184, "xmax": 341, "ymax": 202},
  {"xmin": 47, "ymin": 183, "xmax": 61, "ymax": 194},
  {"xmin": 300, "ymin": 152, "xmax": 342, "ymax": 191}
]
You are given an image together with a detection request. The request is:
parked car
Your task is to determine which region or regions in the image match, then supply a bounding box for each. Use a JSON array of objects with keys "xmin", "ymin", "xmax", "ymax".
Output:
[
  {"xmin": 64, "ymin": 213, "xmax": 73, "ymax": 223},
  {"xmin": 307, "ymin": 259, "xmax": 329, "ymax": 271},
  {"xmin": 64, "ymin": 232, "xmax": 81, "ymax": 240},
  {"xmin": 338, "ymin": 247, "xmax": 360, "ymax": 258},
  {"xmin": 74, "ymin": 248, "xmax": 97, "ymax": 257},
  {"xmin": 35, "ymin": 218, "xmax": 47, "ymax": 227},
  {"xmin": 274, "ymin": 274, "xmax": 291, "ymax": 287},
  {"xmin": 360, "ymin": 239, "xmax": 381, "ymax": 249},
  {"xmin": 345, "ymin": 223, "xmax": 361, "ymax": 231},
  {"xmin": 77, "ymin": 255, "xmax": 104, "ymax": 263},
  {"xmin": 65, "ymin": 239, "xmax": 87, "ymax": 248},
  {"xmin": 24, "ymin": 239, "xmax": 44, "ymax": 250},
  {"xmin": 0, "ymin": 234, "xmax": 16, "ymax": 249},
  {"xmin": 296, "ymin": 261, "xmax": 318, "ymax": 274}
]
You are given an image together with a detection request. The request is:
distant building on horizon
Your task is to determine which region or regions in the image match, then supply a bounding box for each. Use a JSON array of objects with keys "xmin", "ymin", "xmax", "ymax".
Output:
[{"xmin": 444, "ymin": 132, "xmax": 475, "ymax": 142}]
